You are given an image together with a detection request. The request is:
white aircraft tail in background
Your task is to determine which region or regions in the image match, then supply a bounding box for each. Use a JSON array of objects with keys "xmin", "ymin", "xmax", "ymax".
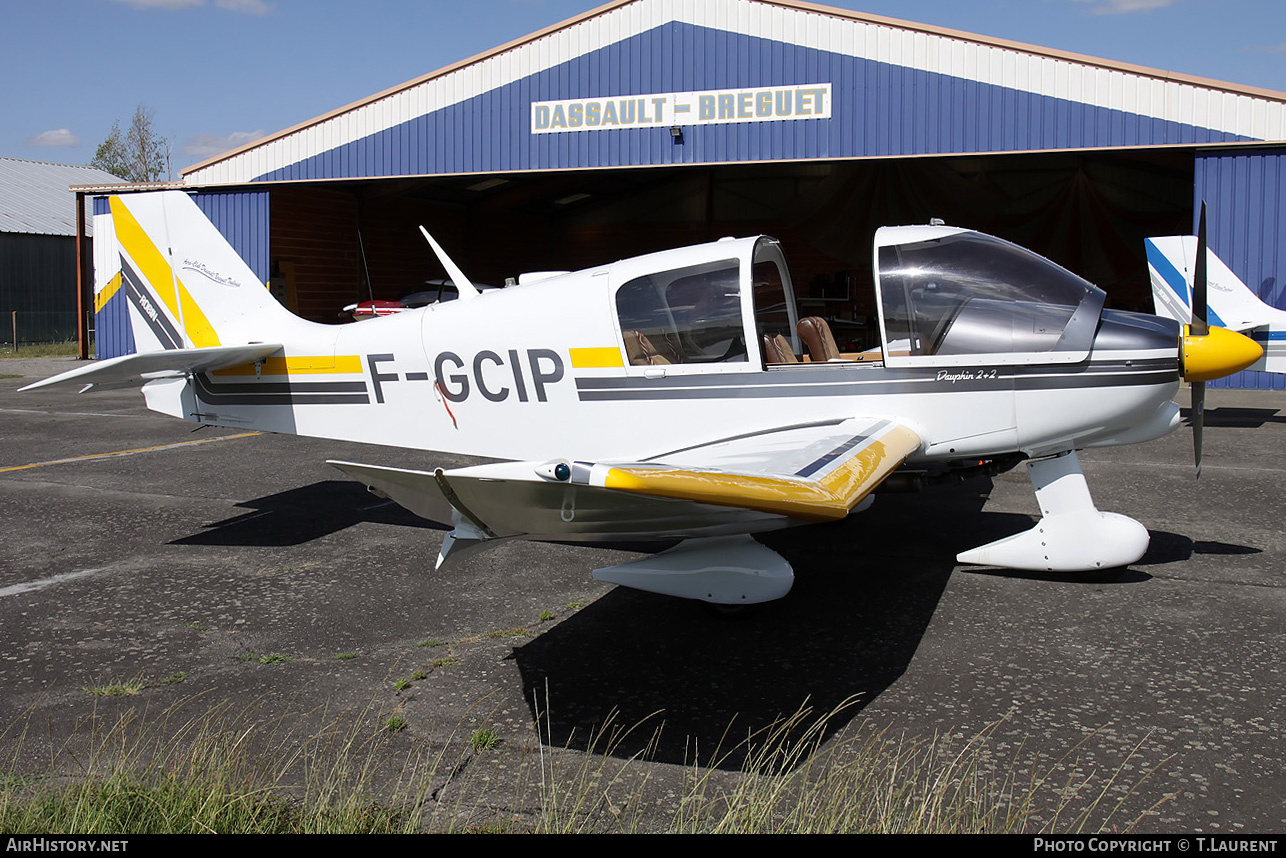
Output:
[{"xmin": 1146, "ymin": 235, "xmax": 1286, "ymax": 374}]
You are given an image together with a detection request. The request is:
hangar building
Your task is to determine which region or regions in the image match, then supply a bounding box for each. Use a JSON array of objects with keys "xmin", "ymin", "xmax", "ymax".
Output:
[
  {"xmin": 80, "ymin": 0, "xmax": 1286, "ymax": 388},
  {"xmin": 1, "ymin": 157, "xmax": 119, "ymax": 347}
]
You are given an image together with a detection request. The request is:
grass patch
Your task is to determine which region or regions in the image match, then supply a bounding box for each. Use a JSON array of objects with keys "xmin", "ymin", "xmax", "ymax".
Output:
[
  {"xmin": 238, "ymin": 652, "xmax": 294, "ymax": 665},
  {"xmin": 417, "ymin": 638, "xmax": 444, "ymax": 648},
  {"xmin": 335, "ymin": 652, "xmax": 357, "ymax": 661},
  {"xmin": 469, "ymin": 728, "xmax": 500, "ymax": 752},
  {"xmin": 0, "ymin": 698, "xmax": 1170, "ymax": 834},
  {"xmin": 0, "ymin": 342, "xmax": 80, "ymax": 359},
  {"xmin": 538, "ymin": 610, "xmax": 555, "ymax": 622},
  {"xmin": 83, "ymin": 677, "xmax": 148, "ymax": 698},
  {"xmin": 0, "ymin": 702, "xmax": 438, "ymax": 833},
  {"xmin": 83, "ymin": 672, "xmax": 187, "ymax": 696},
  {"xmin": 429, "ymin": 657, "xmax": 459, "ymax": 669}
]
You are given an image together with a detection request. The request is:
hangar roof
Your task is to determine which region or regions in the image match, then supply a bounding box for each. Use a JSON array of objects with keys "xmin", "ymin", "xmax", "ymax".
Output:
[
  {"xmin": 0, "ymin": 156, "xmax": 121, "ymax": 236},
  {"xmin": 181, "ymin": 0, "xmax": 1286, "ymax": 187}
]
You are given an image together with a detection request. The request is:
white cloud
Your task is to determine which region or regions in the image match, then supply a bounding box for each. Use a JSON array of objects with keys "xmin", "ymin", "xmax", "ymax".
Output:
[
  {"xmin": 108, "ymin": 0, "xmax": 203, "ymax": 9},
  {"xmin": 182, "ymin": 130, "xmax": 267, "ymax": 158},
  {"xmin": 108, "ymin": 0, "xmax": 273, "ymax": 12},
  {"xmin": 1243, "ymin": 42, "xmax": 1286, "ymax": 54},
  {"xmin": 26, "ymin": 128, "xmax": 81, "ymax": 148},
  {"xmin": 215, "ymin": 0, "xmax": 273, "ymax": 13},
  {"xmin": 1071, "ymin": 0, "xmax": 1177, "ymax": 14}
]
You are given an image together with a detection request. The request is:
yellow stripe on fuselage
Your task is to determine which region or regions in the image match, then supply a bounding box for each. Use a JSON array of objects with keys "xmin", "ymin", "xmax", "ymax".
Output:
[
  {"xmin": 211, "ymin": 355, "xmax": 364, "ymax": 377},
  {"xmin": 93, "ymin": 272, "xmax": 123, "ymax": 313},
  {"xmin": 569, "ymin": 347, "xmax": 624, "ymax": 368},
  {"xmin": 109, "ymin": 196, "xmax": 221, "ymax": 349}
]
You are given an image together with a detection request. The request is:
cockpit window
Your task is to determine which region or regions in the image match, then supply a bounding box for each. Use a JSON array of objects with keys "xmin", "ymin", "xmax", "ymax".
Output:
[
  {"xmin": 617, "ymin": 259, "xmax": 748, "ymax": 365},
  {"xmin": 877, "ymin": 232, "xmax": 1105, "ymax": 359}
]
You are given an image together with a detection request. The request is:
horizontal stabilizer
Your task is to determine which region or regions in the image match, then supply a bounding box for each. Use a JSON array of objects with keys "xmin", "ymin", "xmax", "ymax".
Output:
[{"xmin": 19, "ymin": 344, "xmax": 285, "ymax": 393}]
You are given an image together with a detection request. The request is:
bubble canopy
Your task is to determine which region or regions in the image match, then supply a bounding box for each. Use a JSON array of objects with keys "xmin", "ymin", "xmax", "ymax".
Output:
[{"xmin": 875, "ymin": 227, "xmax": 1107, "ymax": 366}]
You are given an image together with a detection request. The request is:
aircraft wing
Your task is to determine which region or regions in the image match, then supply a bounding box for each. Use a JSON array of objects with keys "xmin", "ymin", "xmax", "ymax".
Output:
[
  {"xmin": 18, "ymin": 344, "xmax": 284, "ymax": 392},
  {"xmin": 331, "ymin": 416, "xmax": 923, "ymax": 546},
  {"xmin": 574, "ymin": 416, "xmax": 922, "ymax": 522}
]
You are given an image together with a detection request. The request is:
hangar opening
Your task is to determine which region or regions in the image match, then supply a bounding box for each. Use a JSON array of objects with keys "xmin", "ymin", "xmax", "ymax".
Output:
[{"xmin": 266, "ymin": 148, "xmax": 1193, "ymax": 352}]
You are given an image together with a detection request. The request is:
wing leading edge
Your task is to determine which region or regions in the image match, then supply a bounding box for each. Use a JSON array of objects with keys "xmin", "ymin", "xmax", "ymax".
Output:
[{"xmin": 575, "ymin": 417, "xmax": 922, "ymax": 522}]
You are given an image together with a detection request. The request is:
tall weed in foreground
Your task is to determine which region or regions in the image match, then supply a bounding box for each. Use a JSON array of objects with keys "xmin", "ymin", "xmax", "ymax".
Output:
[
  {"xmin": 0, "ymin": 697, "xmax": 447, "ymax": 834},
  {"xmin": 530, "ymin": 696, "xmax": 1171, "ymax": 834},
  {"xmin": 0, "ymin": 695, "xmax": 1170, "ymax": 834}
]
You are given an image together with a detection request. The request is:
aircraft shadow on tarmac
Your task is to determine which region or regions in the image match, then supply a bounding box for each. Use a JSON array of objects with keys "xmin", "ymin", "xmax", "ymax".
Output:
[
  {"xmin": 1180, "ymin": 406, "xmax": 1285, "ymax": 428},
  {"xmin": 162, "ymin": 474, "xmax": 1241, "ymax": 770},
  {"xmin": 169, "ymin": 480, "xmax": 445, "ymax": 547},
  {"xmin": 508, "ymin": 478, "xmax": 1029, "ymax": 769},
  {"xmin": 1136, "ymin": 530, "xmax": 1261, "ymax": 564}
]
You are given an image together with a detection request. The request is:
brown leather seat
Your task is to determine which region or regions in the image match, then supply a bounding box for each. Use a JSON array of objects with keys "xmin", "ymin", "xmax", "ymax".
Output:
[
  {"xmin": 624, "ymin": 330, "xmax": 676, "ymax": 366},
  {"xmin": 797, "ymin": 316, "xmax": 840, "ymax": 362},
  {"xmin": 762, "ymin": 333, "xmax": 798, "ymax": 364}
]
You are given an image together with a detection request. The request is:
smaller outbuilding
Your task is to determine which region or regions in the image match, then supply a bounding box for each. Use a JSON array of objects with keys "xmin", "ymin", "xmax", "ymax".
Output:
[{"xmin": 0, "ymin": 156, "xmax": 121, "ymax": 349}]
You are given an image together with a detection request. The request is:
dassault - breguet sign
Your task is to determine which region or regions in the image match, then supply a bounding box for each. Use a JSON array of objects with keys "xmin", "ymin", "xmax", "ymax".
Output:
[{"xmin": 531, "ymin": 83, "xmax": 832, "ymax": 134}]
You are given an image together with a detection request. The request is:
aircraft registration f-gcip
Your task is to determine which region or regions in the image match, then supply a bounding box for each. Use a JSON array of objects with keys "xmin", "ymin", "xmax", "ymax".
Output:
[{"xmin": 24, "ymin": 192, "xmax": 1264, "ymax": 605}]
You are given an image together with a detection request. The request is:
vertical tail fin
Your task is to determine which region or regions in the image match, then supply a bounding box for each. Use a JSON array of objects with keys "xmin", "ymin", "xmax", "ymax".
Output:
[
  {"xmin": 105, "ymin": 191, "xmax": 313, "ymax": 352},
  {"xmin": 1147, "ymin": 234, "xmax": 1285, "ymax": 374},
  {"xmin": 1146, "ymin": 235, "xmax": 1280, "ymax": 331}
]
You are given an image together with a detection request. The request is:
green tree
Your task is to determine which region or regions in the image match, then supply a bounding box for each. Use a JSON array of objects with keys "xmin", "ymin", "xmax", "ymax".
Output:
[{"xmin": 90, "ymin": 105, "xmax": 171, "ymax": 183}]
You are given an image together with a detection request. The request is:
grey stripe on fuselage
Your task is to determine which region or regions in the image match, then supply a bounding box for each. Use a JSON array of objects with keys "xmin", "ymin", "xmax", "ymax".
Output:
[
  {"xmin": 574, "ymin": 358, "xmax": 1178, "ymax": 400},
  {"xmin": 192, "ymin": 373, "xmax": 372, "ymax": 406}
]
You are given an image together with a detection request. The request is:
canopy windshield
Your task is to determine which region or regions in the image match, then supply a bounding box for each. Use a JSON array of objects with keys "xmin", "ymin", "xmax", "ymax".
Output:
[{"xmin": 877, "ymin": 232, "xmax": 1105, "ymax": 363}]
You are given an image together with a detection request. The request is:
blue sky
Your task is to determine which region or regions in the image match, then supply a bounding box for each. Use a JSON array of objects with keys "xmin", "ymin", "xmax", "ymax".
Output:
[{"xmin": 5, "ymin": 0, "xmax": 1285, "ymax": 174}]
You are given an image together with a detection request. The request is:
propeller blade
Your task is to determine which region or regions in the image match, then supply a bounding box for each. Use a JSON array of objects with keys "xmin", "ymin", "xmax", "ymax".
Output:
[
  {"xmin": 1191, "ymin": 202, "xmax": 1209, "ymax": 337},
  {"xmin": 1192, "ymin": 380, "xmax": 1205, "ymax": 479}
]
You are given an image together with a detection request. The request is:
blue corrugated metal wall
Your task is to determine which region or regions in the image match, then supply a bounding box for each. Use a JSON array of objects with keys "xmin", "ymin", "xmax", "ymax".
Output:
[
  {"xmin": 1196, "ymin": 148, "xmax": 1286, "ymax": 390},
  {"xmin": 254, "ymin": 22, "xmax": 1249, "ymax": 183},
  {"xmin": 192, "ymin": 190, "xmax": 271, "ymax": 285},
  {"xmin": 94, "ymin": 190, "xmax": 269, "ymax": 358}
]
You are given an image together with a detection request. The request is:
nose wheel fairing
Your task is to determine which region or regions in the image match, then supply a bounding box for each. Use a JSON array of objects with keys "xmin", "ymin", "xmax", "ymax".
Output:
[{"xmin": 956, "ymin": 450, "xmax": 1149, "ymax": 572}]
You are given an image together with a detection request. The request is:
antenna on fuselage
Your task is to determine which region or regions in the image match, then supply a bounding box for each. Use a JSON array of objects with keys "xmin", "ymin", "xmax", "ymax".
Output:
[{"xmin": 419, "ymin": 226, "xmax": 480, "ymax": 300}]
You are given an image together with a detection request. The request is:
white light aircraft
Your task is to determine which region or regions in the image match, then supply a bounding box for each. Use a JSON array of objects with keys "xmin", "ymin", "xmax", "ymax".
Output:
[{"xmin": 23, "ymin": 192, "xmax": 1263, "ymax": 605}]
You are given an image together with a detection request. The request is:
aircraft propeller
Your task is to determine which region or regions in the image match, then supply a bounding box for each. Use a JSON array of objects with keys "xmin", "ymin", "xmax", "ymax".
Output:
[
  {"xmin": 1192, "ymin": 202, "xmax": 1208, "ymax": 477},
  {"xmin": 1177, "ymin": 202, "xmax": 1263, "ymax": 477}
]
